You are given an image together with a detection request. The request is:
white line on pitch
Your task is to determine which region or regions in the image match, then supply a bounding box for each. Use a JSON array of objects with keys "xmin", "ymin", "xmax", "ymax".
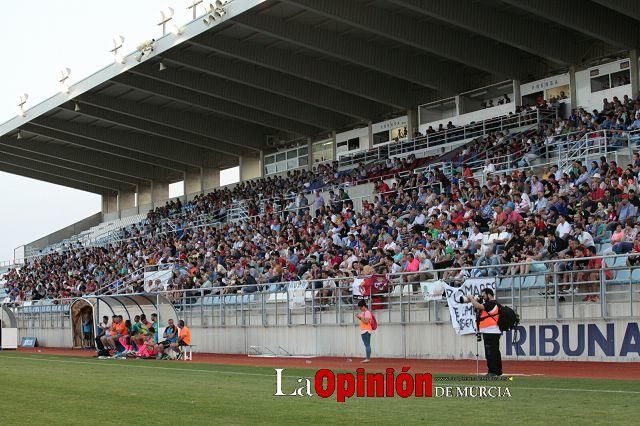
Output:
[
  {"xmin": 516, "ymin": 387, "xmax": 640, "ymax": 394},
  {"xmin": 0, "ymin": 354, "xmax": 275, "ymax": 377}
]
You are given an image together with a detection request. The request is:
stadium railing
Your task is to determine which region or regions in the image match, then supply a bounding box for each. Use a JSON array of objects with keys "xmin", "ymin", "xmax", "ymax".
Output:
[
  {"xmin": 338, "ymin": 107, "xmax": 555, "ymax": 168},
  {"xmin": 6, "ymin": 253, "xmax": 638, "ymax": 331}
]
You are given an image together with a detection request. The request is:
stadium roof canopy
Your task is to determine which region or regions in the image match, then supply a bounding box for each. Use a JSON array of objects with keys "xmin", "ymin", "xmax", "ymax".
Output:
[{"xmin": 0, "ymin": 0, "xmax": 637, "ymax": 198}]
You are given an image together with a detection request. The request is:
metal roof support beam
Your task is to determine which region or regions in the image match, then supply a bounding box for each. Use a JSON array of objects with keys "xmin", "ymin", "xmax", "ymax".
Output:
[
  {"xmin": 62, "ymin": 101, "xmax": 244, "ymax": 161},
  {"xmin": 28, "ymin": 117, "xmax": 208, "ymax": 171},
  {"xmin": 591, "ymin": 0, "xmax": 640, "ymax": 23},
  {"xmin": 281, "ymin": 0, "xmax": 546, "ymax": 78},
  {"xmin": 160, "ymin": 48, "xmax": 389, "ymax": 122},
  {"xmin": 0, "ymin": 162, "xmax": 110, "ymax": 195},
  {"xmin": 21, "ymin": 123, "xmax": 187, "ymax": 175},
  {"xmin": 385, "ymin": 0, "xmax": 581, "ymax": 65},
  {"xmin": 0, "ymin": 142, "xmax": 145, "ymax": 187},
  {"xmin": 189, "ymin": 34, "xmax": 433, "ymax": 109},
  {"xmin": 0, "ymin": 134, "xmax": 162, "ymax": 182},
  {"xmin": 0, "ymin": 153, "xmax": 133, "ymax": 192},
  {"xmin": 115, "ymin": 72, "xmax": 323, "ymax": 136},
  {"xmin": 126, "ymin": 64, "xmax": 343, "ymax": 131},
  {"xmin": 499, "ymin": 0, "xmax": 640, "ymax": 49},
  {"xmin": 234, "ymin": 13, "xmax": 466, "ymax": 93},
  {"xmin": 77, "ymin": 93, "xmax": 264, "ymax": 153},
  {"xmin": 54, "ymin": 102, "xmax": 243, "ymax": 163}
]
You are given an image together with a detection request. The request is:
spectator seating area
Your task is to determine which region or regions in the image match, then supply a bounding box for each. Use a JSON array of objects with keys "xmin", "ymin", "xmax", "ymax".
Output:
[{"xmin": 3, "ymin": 96, "xmax": 640, "ymax": 312}]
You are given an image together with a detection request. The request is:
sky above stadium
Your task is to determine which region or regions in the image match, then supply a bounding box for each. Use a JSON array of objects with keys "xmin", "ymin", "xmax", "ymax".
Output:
[{"xmin": 0, "ymin": 1, "xmax": 238, "ymax": 262}]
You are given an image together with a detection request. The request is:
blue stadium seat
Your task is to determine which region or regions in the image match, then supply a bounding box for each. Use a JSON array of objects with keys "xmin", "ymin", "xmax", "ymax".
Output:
[
  {"xmin": 612, "ymin": 268, "xmax": 631, "ymax": 284},
  {"xmin": 631, "ymin": 268, "xmax": 640, "ymax": 282},
  {"xmin": 242, "ymin": 294, "xmax": 256, "ymax": 304},
  {"xmin": 523, "ymin": 274, "xmax": 545, "ymax": 289},
  {"xmin": 599, "ymin": 243, "xmax": 612, "ymax": 254},
  {"xmin": 613, "ymin": 255, "xmax": 628, "ymax": 267},
  {"xmin": 498, "ymin": 277, "xmax": 513, "ymax": 289}
]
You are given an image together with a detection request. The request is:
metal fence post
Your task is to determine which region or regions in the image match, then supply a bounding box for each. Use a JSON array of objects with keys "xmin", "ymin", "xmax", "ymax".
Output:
[
  {"xmin": 600, "ymin": 269, "xmax": 607, "ymax": 318},
  {"xmin": 554, "ymin": 268, "xmax": 559, "ymax": 319},
  {"xmin": 261, "ymin": 291, "xmax": 265, "ymax": 327},
  {"xmin": 311, "ymin": 285, "xmax": 316, "ymax": 325},
  {"xmin": 287, "ymin": 283, "xmax": 292, "ymax": 326}
]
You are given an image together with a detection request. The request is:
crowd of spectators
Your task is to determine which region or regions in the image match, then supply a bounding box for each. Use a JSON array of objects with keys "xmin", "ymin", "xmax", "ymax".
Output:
[{"xmin": 3, "ymin": 96, "xmax": 640, "ymax": 306}]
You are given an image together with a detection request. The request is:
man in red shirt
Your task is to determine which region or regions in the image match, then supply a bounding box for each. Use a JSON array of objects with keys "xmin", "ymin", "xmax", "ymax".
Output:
[
  {"xmin": 504, "ymin": 204, "xmax": 523, "ymax": 225},
  {"xmin": 494, "ymin": 205, "xmax": 507, "ymax": 226},
  {"xmin": 590, "ymin": 174, "xmax": 605, "ymax": 201}
]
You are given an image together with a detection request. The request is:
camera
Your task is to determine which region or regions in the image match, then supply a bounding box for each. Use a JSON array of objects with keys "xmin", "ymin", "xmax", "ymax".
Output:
[{"xmin": 459, "ymin": 295, "xmax": 484, "ymax": 304}]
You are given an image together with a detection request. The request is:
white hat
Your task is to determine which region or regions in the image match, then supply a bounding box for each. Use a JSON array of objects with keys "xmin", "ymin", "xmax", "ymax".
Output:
[{"xmin": 593, "ymin": 173, "xmax": 601, "ymax": 179}]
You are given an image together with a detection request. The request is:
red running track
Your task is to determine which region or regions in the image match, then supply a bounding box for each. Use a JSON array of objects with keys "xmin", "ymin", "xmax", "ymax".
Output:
[{"xmin": 15, "ymin": 347, "xmax": 640, "ymax": 381}]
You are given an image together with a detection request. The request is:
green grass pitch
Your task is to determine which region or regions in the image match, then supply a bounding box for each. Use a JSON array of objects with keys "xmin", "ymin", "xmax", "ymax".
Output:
[{"xmin": 0, "ymin": 352, "xmax": 638, "ymax": 425}]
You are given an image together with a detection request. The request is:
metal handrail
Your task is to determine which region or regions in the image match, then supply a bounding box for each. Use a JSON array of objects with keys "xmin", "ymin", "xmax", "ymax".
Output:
[{"xmin": 5, "ymin": 253, "xmax": 639, "ymax": 327}]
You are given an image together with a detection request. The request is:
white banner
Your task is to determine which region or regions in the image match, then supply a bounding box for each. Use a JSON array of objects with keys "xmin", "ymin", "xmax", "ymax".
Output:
[
  {"xmin": 288, "ymin": 282, "xmax": 306, "ymax": 310},
  {"xmin": 444, "ymin": 278, "xmax": 497, "ymax": 335},
  {"xmin": 420, "ymin": 280, "xmax": 446, "ymax": 301},
  {"xmin": 351, "ymin": 278, "xmax": 364, "ymax": 297}
]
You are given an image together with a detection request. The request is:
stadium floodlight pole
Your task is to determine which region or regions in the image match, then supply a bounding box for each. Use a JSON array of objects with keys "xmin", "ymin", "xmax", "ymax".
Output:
[
  {"xmin": 17, "ymin": 93, "xmax": 28, "ymax": 117},
  {"xmin": 158, "ymin": 7, "xmax": 175, "ymax": 36},
  {"xmin": 110, "ymin": 35, "xmax": 126, "ymax": 64},
  {"xmin": 58, "ymin": 68, "xmax": 72, "ymax": 94},
  {"xmin": 188, "ymin": 0, "xmax": 204, "ymax": 20}
]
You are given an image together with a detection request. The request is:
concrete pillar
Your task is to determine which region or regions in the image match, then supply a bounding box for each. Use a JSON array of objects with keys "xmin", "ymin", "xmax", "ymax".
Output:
[
  {"xmin": 407, "ymin": 109, "xmax": 418, "ymax": 137},
  {"xmin": 367, "ymin": 121, "xmax": 373, "ymax": 149},
  {"xmin": 455, "ymin": 95, "xmax": 462, "ymax": 115},
  {"xmin": 240, "ymin": 152, "xmax": 263, "ymax": 181},
  {"xmin": 151, "ymin": 181, "xmax": 169, "ymax": 203},
  {"xmin": 201, "ymin": 166, "xmax": 220, "ymax": 191},
  {"xmin": 331, "ymin": 131, "xmax": 337, "ymax": 161},
  {"xmin": 137, "ymin": 182, "xmax": 152, "ymax": 207},
  {"xmin": 118, "ymin": 189, "xmax": 136, "ymax": 210},
  {"xmin": 307, "ymin": 138, "xmax": 313, "ymax": 171},
  {"xmin": 512, "ymin": 79, "xmax": 522, "ymax": 107},
  {"xmin": 101, "ymin": 193, "xmax": 118, "ymax": 214},
  {"xmin": 185, "ymin": 169, "xmax": 202, "ymax": 196},
  {"xmin": 569, "ymin": 65, "xmax": 577, "ymax": 108},
  {"xmin": 630, "ymin": 49, "xmax": 639, "ymax": 99}
]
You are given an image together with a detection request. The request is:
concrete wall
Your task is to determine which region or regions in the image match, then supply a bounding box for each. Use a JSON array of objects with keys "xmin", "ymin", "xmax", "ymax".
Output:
[
  {"xmin": 185, "ymin": 170, "xmax": 202, "ymax": 195},
  {"xmin": 202, "ymin": 167, "xmax": 220, "ymax": 190},
  {"xmin": 101, "ymin": 194, "xmax": 118, "ymax": 214},
  {"xmin": 118, "ymin": 190, "xmax": 136, "ymax": 210},
  {"xmin": 16, "ymin": 302, "xmax": 639, "ymax": 362},
  {"xmin": 151, "ymin": 181, "xmax": 169, "ymax": 203},
  {"xmin": 138, "ymin": 182, "xmax": 152, "ymax": 206},
  {"xmin": 24, "ymin": 212, "xmax": 103, "ymax": 253},
  {"xmin": 240, "ymin": 154, "xmax": 263, "ymax": 181}
]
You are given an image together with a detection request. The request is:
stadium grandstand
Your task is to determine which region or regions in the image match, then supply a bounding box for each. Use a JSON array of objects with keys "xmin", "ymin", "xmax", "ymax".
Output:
[{"xmin": 1, "ymin": 0, "xmax": 640, "ymax": 362}]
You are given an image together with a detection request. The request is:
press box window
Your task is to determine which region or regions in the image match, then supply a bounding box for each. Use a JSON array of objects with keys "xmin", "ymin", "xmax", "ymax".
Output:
[{"xmin": 373, "ymin": 130, "xmax": 390, "ymax": 145}]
